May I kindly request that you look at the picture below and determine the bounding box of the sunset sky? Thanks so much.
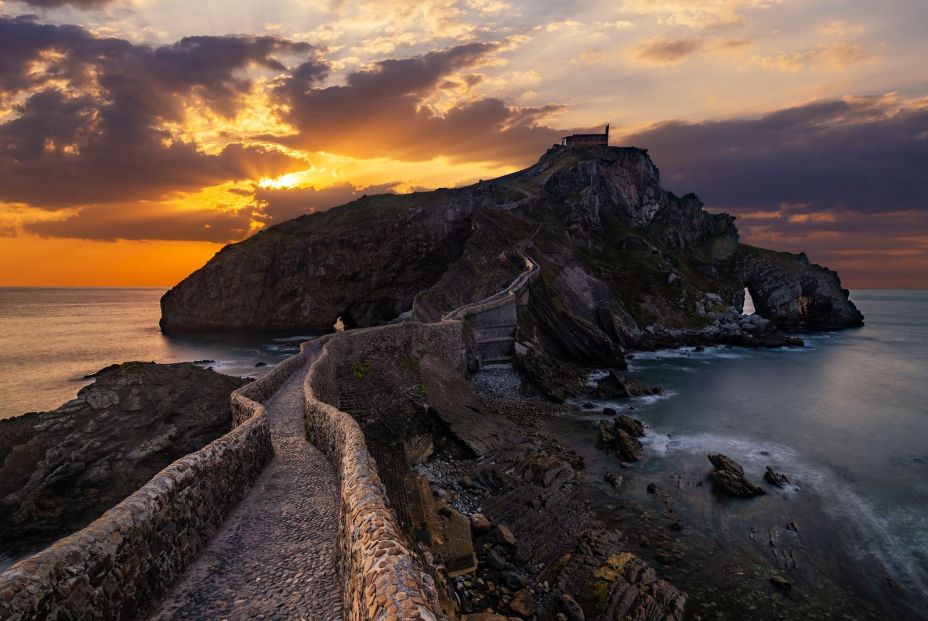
[0,0,926,288]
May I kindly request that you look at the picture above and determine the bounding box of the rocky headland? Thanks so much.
[161,145,862,400]
[0,362,247,557]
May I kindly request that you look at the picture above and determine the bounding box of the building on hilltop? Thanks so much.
[562,124,609,147]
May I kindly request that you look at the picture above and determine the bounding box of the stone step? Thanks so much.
[480,356,513,364]
[476,336,516,344]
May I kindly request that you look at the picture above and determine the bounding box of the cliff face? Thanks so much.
[161,145,862,393]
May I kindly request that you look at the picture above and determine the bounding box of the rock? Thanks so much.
[646,482,659,494]
[770,575,792,592]
[707,454,766,497]
[597,420,617,448]
[764,466,791,488]
[614,414,645,438]
[0,362,247,554]
[470,513,491,534]
[655,549,676,564]
[254,361,267,367]
[558,593,585,621]
[496,524,517,547]
[596,370,663,399]
[602,407,618,417]
[604,472,623,489]
[436,505,478,577]
[503,571,529,589]
[509,589,535,617]
[486,548,508,570]
[616,429,644,462]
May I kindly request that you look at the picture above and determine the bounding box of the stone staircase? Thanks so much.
[442,250,538,367]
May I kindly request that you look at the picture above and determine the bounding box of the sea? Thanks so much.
[0,287,318,420]
[0,287,926,617]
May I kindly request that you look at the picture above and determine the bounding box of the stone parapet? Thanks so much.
[302,327,453,621]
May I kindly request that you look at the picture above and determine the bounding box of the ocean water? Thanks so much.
[551,290,928,619]
[0,288,318,420]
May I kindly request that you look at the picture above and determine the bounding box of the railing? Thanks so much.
[441,251,539,322]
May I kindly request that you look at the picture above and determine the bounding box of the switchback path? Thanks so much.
[151,361,342,621]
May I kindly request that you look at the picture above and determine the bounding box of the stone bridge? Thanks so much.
[0,253,540,620]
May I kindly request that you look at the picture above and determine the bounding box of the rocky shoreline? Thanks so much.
[0,362,247,559]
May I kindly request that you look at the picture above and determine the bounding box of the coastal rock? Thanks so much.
[707,454,766,497]
[509,589,535,617]
[0,362,247,555]
[764,466,791,488]
[615,414,645,438]
[596,369,663,399]
[616,429,644,462]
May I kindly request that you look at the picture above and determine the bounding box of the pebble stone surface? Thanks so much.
[151,364,342,621]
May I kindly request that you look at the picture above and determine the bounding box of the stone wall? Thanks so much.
[0,354,307,620]
[301,323,466,621]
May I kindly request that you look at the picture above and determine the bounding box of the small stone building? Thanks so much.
[562,124,609,146]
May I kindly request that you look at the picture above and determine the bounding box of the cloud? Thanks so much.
[13,0,116,7]
[636,37,703,62]
[256,182,400,222]
[622,95,928,284]
[0,16,313,207]
[274,42,569,163]
[756,41,869,72]
[25,201,256,242]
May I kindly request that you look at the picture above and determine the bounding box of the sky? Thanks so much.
[0,0,926,288]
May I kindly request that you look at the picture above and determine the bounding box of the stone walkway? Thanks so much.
[151,362,342,621]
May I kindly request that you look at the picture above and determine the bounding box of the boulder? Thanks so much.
[596,370,663,399]
[616,429,644,462]
[509,589,535,617]
[707,454,766,497]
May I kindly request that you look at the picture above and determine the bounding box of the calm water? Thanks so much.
[0,288,318,420]
[549,290,928,619]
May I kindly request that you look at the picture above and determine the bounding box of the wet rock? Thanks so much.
[602,407,618,417]
[616,429,644,462]
[764,466,790,488]
[646,482,659,494]
[614,414,645,438]
[254,361,267,367]
[604,472,623,489]
[596,369,663,399]
[598,420,617,448]
[707,454,766,497]
[509,589,534,617]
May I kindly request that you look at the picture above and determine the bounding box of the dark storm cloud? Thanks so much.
[624,97,928,215]
[275,43,567,163]
[26,201,255,242]
[0,16,314,207]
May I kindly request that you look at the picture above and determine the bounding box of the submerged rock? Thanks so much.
[707,454,766,497]
[764,466,791,488]
[0,362,247,555]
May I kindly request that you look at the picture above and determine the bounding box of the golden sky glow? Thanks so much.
[0,0,926,288]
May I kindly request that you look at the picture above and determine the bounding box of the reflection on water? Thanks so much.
[0,288,321,419]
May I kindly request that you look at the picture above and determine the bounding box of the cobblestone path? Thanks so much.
[151,361,342,621]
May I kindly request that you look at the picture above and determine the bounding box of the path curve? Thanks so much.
[151,362,342,621]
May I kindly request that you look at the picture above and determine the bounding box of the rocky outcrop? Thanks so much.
[595,370,663,399]
[707,454,766,497]
[0,362,247,554]
[737,246,864,329]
